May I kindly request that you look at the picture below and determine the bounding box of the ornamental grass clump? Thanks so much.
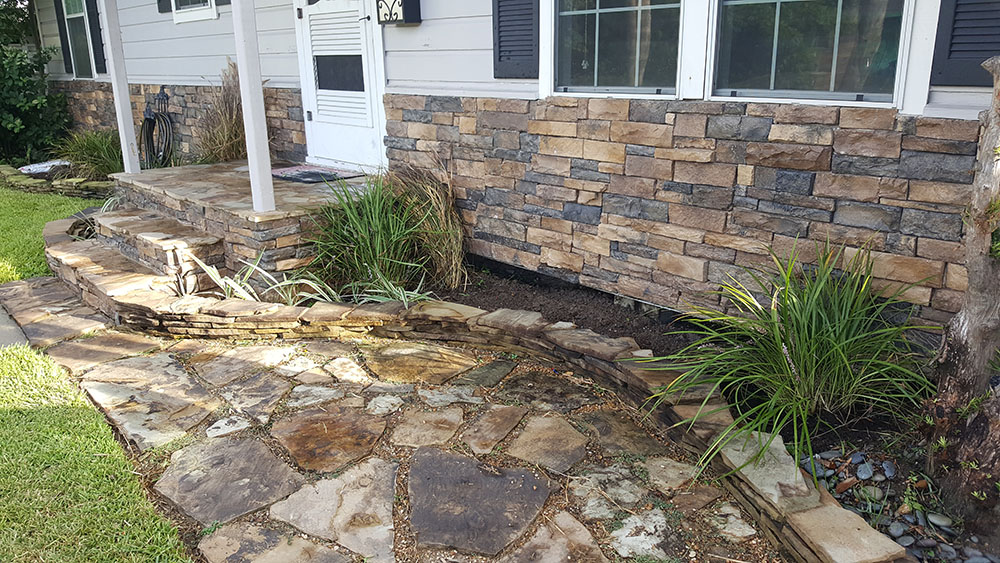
[642,243,934,468]
[53,129,124,180]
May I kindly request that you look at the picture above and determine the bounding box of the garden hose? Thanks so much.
[139,86,173,169]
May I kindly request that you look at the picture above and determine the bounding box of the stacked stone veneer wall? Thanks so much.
[384,94,980,324]
[50,80,307,161]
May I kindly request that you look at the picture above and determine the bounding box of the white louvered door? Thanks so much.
[295,0,386,170]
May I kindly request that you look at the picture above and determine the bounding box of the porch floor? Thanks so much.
[111,161,366,223]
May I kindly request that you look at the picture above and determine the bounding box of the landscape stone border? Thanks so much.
[0,164,114,199]
[32,215,906,563]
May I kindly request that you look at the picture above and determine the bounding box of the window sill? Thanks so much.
[173,4,218,23]
[707,93,895,109]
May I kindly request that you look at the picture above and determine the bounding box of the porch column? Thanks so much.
[231,0,275,213]
[98,0,140,174]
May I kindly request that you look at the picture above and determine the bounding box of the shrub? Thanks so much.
[197,60,246,163]
[53,129,124,180]
[641,243,933,467]
[0,46,68,161]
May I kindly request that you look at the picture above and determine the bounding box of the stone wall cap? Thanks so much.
[476,308,549,335]
[402,300,487,323]
[301,301,355,324]
[544,327,639,361]
[202,299,282,317]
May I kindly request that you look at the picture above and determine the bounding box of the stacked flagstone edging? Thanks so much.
[29,216,908,563]
[0,164,114,199]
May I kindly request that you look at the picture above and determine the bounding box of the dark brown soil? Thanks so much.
[436,257,698,356]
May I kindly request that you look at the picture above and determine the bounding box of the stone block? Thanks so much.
[812,173,907,203]
[900,208,963,241]
[745,143,832,171]
[946,263,968,291]
[830,154,898,177]
[624,155,673,181]
[539,136,584,158]
[706,115,772,141]
[774,104,839,125]
[579,119,611,140]
[531,154,572,176]
[610,121,674,148]
[917,238,963,262]
[833,129,902,158]
[563,203,602,225]
[907,180,973,205]
[898,151,975,184]
[768,124,833,145]
[839,107,897,130]
[673,162,736,188]
[787,504,905,563]
[478,111,530,131]
[588,98,630,120]
[528,120,577,137]
[843,248,945,286]
[653,147,714,163]
[656,251,707,281]
[674,113,707,137]
[628,99,672,123]
[584,139,627,164]
[915,117,980,142]
[541,247,585,272]
[608,174,657,198]
[834,201,901,231]
[669,203,727,233]
[901,135,978,156]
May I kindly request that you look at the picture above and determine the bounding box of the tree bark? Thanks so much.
[932,57,1000,541]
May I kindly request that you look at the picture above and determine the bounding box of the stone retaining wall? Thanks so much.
[50,80,307,162]
[384,94,980,325]
[0,164,113,199]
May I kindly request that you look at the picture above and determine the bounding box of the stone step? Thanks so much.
[94,209,224,289]
[0,277,109,348]
[46,238,177,317]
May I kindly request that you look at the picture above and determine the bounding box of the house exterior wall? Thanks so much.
[384,94,978,324]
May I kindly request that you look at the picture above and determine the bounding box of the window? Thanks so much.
[62,0,93,78]
[714,0,905,102]
[172,0,217,23]
[555,0,680,93]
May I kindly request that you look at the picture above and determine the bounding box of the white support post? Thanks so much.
[231,0,275,213]
[98,0,140,174]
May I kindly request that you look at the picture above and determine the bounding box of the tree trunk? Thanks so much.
[932,57,1000,541]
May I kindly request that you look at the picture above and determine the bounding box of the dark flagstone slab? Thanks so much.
[45,331,161,374]
[497,370,601,413]
[452,360,517,387]
[271,406,385,473]
[198,522,351,563]
[220,372,291,423]
[364,341,478,384]
[507,416,588,473]
[460,404,527,455]
[578,410,664,456]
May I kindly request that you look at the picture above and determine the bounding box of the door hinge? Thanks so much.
[296,7,302,19]
[306,110,313,121]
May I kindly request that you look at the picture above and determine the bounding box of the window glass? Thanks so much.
[175,0,210,10]
[556,0,679,92]
[715,0,904,100]
[63,0,83,16]
[66,16,92,78]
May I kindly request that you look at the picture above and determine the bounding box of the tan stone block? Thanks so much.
[673,162,736,188]
[645,234,686,254]
[946,263,968,291]
[496,99,530,113]
[565,178,608,193]
[932,288,964,313]
[915,117,980,142]
[833,129,902,158]
[843,248,944,286]
[917,238,964,263]
[528,120,578,137]
[610,121,673,148]
[389,95,426,110]
[812,173,908,202]
[535,184,578,202]
[907,180,973,206]
[408,122,437,140]
[534,101,580,122]
[656,251,707,281]
[598,162,625,174]
[746,103,779,118]
[774,104,839,124]
[597,223,647,244]
[454,159,486,178]
[588,98,630,120]
[674,114,707,137]
[527,227,573,251]
[768,124,834,145]
[582,139,626,164]
[808,222,887,250]
[674,137,716,150]
[531,154,572,176]
[578,120,611,140]
[573,232,611,256]
[539,136,584,158]
[541,248,584,272]
[607,214,706,242]
[624,156,673,181]
[737,164,754,186]
[541,217,575,234]
[870,279,933,306]
[745,143,832,171]
[839,107,897,130]
[459,116,477,134]
[652,148,714,163]
[703,233,768,254]
[664,112,676,126]
[577,191,601,205]
[669,203,727,233]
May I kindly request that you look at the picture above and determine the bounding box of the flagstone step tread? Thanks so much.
[0,277,109,347]
[94,209,224,278]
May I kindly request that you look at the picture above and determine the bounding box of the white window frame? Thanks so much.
[172,0,218,23]
[62,0,97,79]
[540,0,924,110]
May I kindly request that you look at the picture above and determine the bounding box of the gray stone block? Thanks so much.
[900,208,963,241]
[831,154,899,177]
[898,151,975,184]
[629,100,672,123]
[427,96,463,112]
[626,144,656,156]
[758,201,831,221]
[563,203,603,224]
[706,115,772,141]
[834,202,901,231]
[775,170,815,195]
[402,110,432,123]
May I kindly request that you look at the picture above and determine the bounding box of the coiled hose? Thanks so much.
[139,86,173,168]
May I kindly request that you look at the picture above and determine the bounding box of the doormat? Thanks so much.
[272,165,364,183]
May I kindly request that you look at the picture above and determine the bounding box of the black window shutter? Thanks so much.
[217,0,231,6]
[931,0,1000,87]
[52,0,74,74]
[493,0,538,79]
[157,0,171,13]
[84,0,107,74]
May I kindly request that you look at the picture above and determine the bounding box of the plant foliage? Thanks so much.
[641,243,934,468]
[0,45,68,161]
[197,60,246,163]
[53,129,124,180]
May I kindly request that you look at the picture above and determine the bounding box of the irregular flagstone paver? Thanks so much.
[644,457,699,492]
[271,406,386,472]
[670,484,724,514]
[364,341,478,384]
[305,339,355,359]
[44,331,160,374]
[417,387,483,407]
[20,309,108,348]
[391,408,464,447]
[366,394,405,415]
[198,522,351,563]
[579,410,663,456]
[453,360,517,387]
[711,503,757,542]
[192,345,296,386]
[460,404,527,454]
[0,305,26,347]
[274,356,318,377]
[367,382,414,394]
[220,372,291,423]
[500,511,608,563]
[324,356,372,384]
[569,464,647,520]
[206,416,251,438]
[721,432,819,514]
[498,371,601,413]
[787,503,906,562]
[286,384,346,409]
[81,353,220,450]
[270,458,398,563]
[296,367,334,384]
[154,437,305,526]
[408,448,552,556]
[507,416,588,472]
[610,509,671,559]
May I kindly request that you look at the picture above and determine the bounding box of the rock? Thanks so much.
[220,373,290,423]
[305,339,354,359]
[644,457,698,492]
[857,486,885,501]
[192,345,296,386]
[45,331,161,374]
[286,384,346,409]
[206,416,251,438]
[81,354,220,451]
[391,408,464,447]
[872,473,887,483]
[324,357,372,384]
[883,460,897,479]
[19,309,107,348]
[609,509,670,559]
[569,464,647,520]
[938,543,958,559]
[408,448,551,556]
[508,416,588,472]
[476,309,549,335]
[818,450,841,460]
[403,300,486,323]
[671,485,724,513]
[198,522,350,563]
[579,411,663,456]
[850,452,866,464]
[366,382,414,394]
[365,341,478,384]
[928,513,953,527]
[499,510,607,562]
[720,432,819,514]
[274,356,318,377]
[788,503,905,562]
[295,367,333,384]
[915,538,938,548]
[498,371,601,413]
[857,462,874,480]
[417,387,483,407]
[453,360,517,387]
[711,503,757,542]
[544,328,638,361]
[366,395,405,416]
[887,520,907,540]
[460,404,527,454]
[154,437,304,525]
[897,535,915,547]
[270,458,397,563]
[271,406,386,473]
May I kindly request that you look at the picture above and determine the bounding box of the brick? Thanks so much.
[540,217,575,234]
[907,180,973,205]
[588,98,630,120]
[774,104,839,125]
[656,251,708,281]
[834,201,901,231]
[455,159,486,178]
[583,139,627,164]
[745,143,832,171]
[624,156,673,181]
[539,136,584,158]
[407,122,437,140]
[812,173,907,203]
[563,203,602,225]
[478,111,530,131]
[607,174,657,198]
[768,124,834,145]
[674,137,716,150]
[669,203,727,232]
[598,223,648,244]
[870,279,933,306]
[833,129,902,158]
[915,117,980,142]
[644,235,685,254]
[839,107,896,130]
[528,120,577,137]
[535,184,578,202]
[932,288,964,313]
[458,116,477,134]
[534,101,581,121]
[602,194,668,222]
[673,162,736,188]
[843,248,945,286]
[530,154,572,176]
[946,263,968,291]
[746,103,779,118]
[610,121,674,148]
[541,248,584,272]
[652,148,714,163]
[917,238,963,262]
[573,232,611,255]
[730,209,808,237]
[607,214,705,243]
[629,100,672,123]
[674,113,707,137]
[388,95,426,110]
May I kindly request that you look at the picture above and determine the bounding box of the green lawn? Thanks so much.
[0,186,101,283]
[0,345,191,562]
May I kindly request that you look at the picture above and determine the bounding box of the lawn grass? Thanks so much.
[0,186,101,283]
[0,345,191,562]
